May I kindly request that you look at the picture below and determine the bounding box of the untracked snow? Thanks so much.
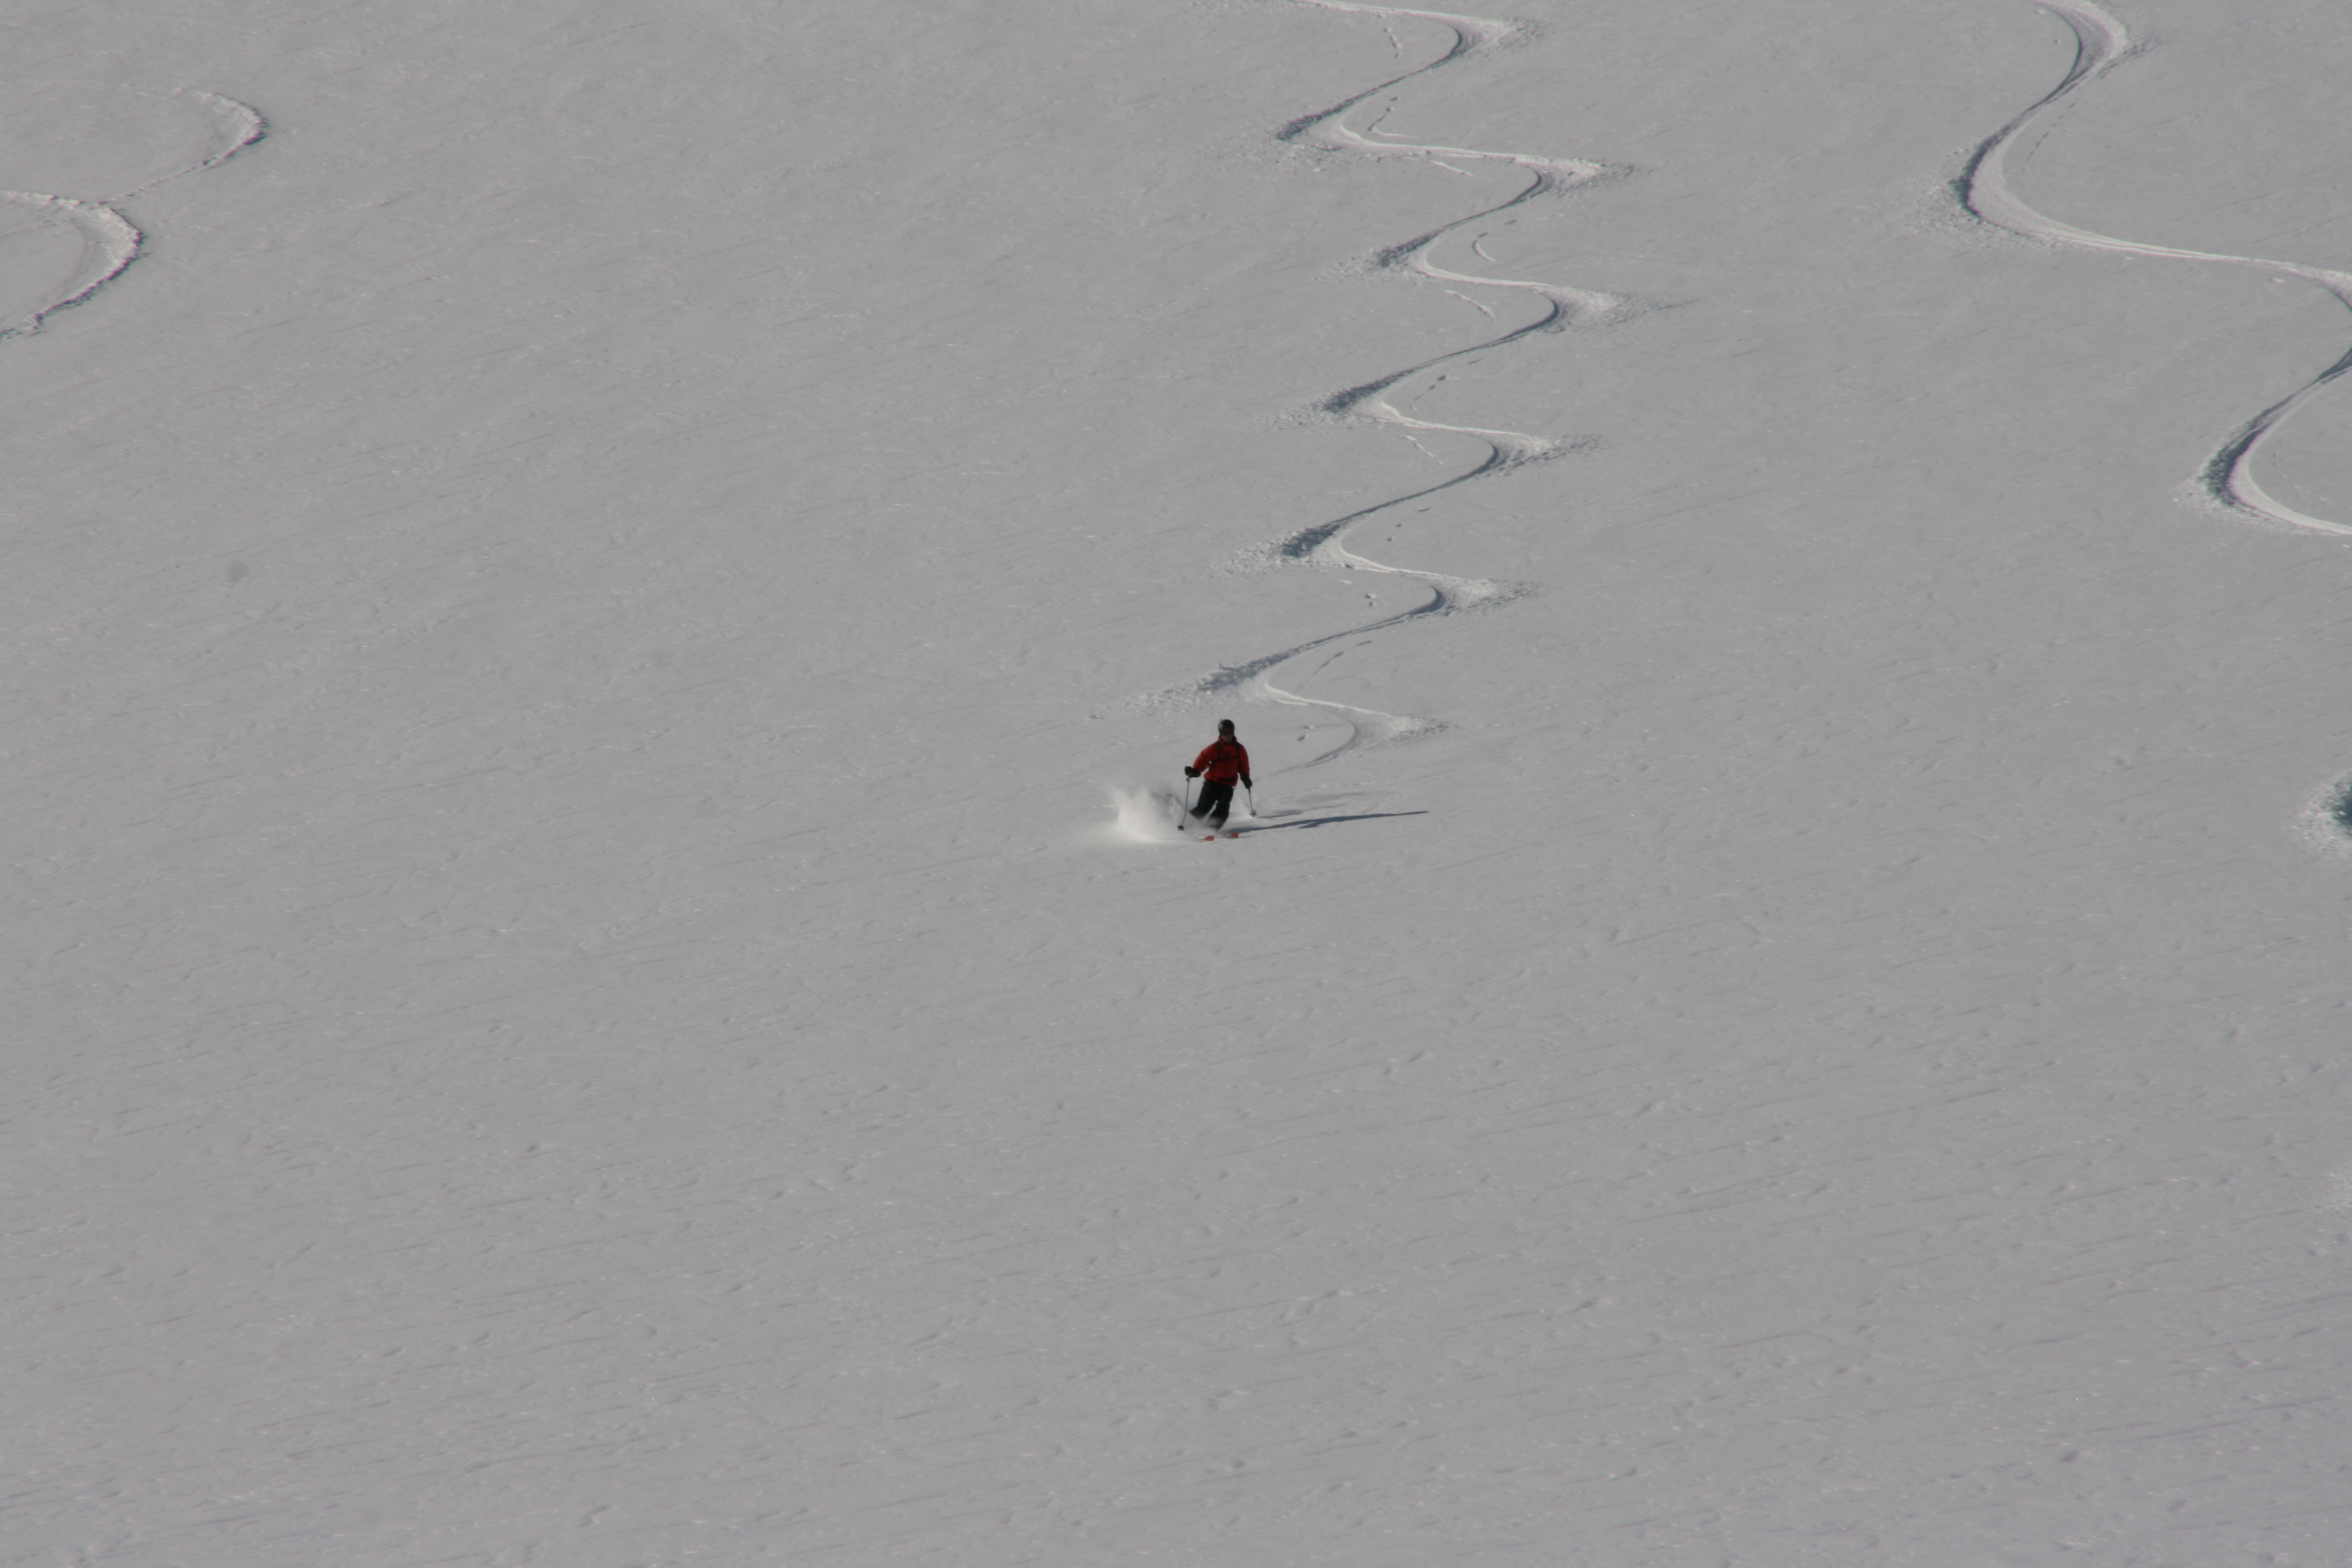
[6,0,2352,1564]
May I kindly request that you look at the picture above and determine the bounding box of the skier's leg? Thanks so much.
[1201,781,1232,827]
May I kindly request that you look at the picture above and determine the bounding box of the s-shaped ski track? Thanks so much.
[1964,0,2352,537]
[1967,1,2352,851]
[0,85,264,340]
[1145,0,1625,765]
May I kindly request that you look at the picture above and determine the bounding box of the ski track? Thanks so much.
[1147,0,1626,765]
[1963,0,2352,851]
[0,86,264,339]
[1962,0,2352,537]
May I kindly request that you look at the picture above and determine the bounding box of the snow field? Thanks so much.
[5,0,2352,1564]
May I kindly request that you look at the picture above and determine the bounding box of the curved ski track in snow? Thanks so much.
[0,87,264,339]
[1151,0,1623,761]
[1964,0,2352,537]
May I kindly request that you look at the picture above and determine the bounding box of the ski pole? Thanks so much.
[1244,783,1256,817]
[1178,774,1194,828]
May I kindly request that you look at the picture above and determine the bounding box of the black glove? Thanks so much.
[1183,766,1199,779]
[1242,777,1253,789]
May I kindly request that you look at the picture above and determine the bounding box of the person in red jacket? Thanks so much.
[1184,719,1252,830]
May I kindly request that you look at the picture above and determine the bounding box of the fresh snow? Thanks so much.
[7,0,2352,1563]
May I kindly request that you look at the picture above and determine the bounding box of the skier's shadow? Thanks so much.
[1227,809,1427,835]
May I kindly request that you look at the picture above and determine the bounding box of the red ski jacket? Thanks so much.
[1192,737,1250,784]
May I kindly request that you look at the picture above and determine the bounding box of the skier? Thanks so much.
[1184,719,1253,831]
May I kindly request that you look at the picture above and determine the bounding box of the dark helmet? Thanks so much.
[1218,719,1236,736]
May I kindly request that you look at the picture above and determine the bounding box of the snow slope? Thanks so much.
[6,0,2352,1563]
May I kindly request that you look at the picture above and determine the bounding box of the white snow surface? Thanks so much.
[8,0,2352,1562]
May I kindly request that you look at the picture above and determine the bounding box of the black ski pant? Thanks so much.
[1191,779,1235,825]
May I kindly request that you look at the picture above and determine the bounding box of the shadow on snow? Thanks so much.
[1225,809,1429,835]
